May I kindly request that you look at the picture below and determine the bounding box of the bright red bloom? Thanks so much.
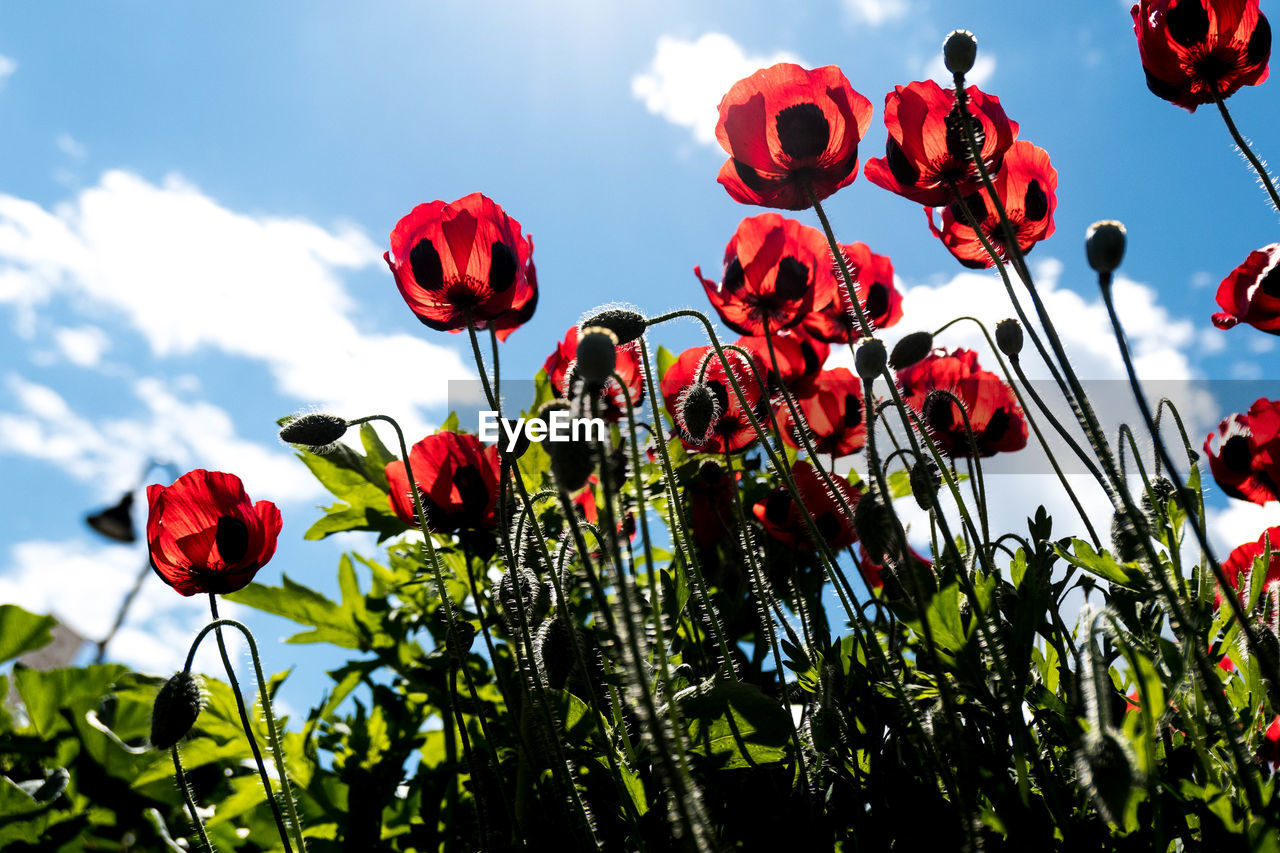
[1205,398,1280,504]
[386,193,537,340]
[1212,243,1280,336]
[734,333,829,392]
[660,345,767,454]
[800,242,903,344]
[1216,525,1280,608]
[1262,715,1280,768]
[543,326,645,422]
[864,80,1019,207]
[856,544,932,590]
[386,431,501,533]
[752,461,859,550]
[146,470,281,597]
[696,215,831,335]
[715,63,873,210]
[896,348,1028,458]
[780,368,866,457]
[926,140,1058,270]
[686,461,736,547]
[1131,0,1271,111]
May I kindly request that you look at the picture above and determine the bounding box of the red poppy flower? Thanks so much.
[799,242,903,344]
[1212,243,1280,336]
[660,345,767,454]
[146,470,282,597]
[856,544,932,590]
[779,368,866,457]
[1205,398,1280,504]
[1262,715,1280,768]
[543,326,645,422]
[386,431,501,533]
[715,63,873,210]
[734,333,829,393]
[696,215,832,335]
[1131,0,1271,111]
[896,348,1028,458]
[926,140,1058,270]
[864,80,1019,207]
[386,193,537,339]
[1215,524,1280,608]
[752,461,859,550]
[686,461,736,547]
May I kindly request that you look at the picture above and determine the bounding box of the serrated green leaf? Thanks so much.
[674,679,791,769]
[0,605,56,665]
[225,575,361,649]
[1054,538,1134,587]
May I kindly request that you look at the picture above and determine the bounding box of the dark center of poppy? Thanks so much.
[215,516,249,565]
[844,394,863,427]
[1194,49,1234,84]
[764,489,792,526]
[453,465,490,520]
[982,408,1011,446]
[1221,434,1253,472]
[409,238,445,292]
[1258,260,1280,297]
[952,192,988,224]
[800,340,821,375]
[885,138,920,187]
[444,283,480,309]
[488,241,518,293]
[723,257,746,293]
[1247,16,1272,66]
[925,396,957,433]
[866,282,890,322]
[1023,180,1049,222]
[775,103,830,162]
[1167,0,1210,49]
[773,257,810,302]
[815,513,840,542]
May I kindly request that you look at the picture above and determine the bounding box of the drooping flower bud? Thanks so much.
[151,672,205,750]
[445,619,476,661]
[279,413,349,448]
[889,332,933,371]
[539,400,597,491]
[943,30,978,77]
[678,383,720,444]
[1140,476,1178,520]
[994,318,1023,358]
[1086,220,1127,274]
[580,306,648,345]
[853,495,897,564]
[1075,729,1135,823]
[1110,510,1146,562]
[575,326,618,383]
[855,338,887,381]
[498,566,549,632]
[909,458,941,511]
[535,618,576,690]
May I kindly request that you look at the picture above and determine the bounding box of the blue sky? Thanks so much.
[1,1,1278,709]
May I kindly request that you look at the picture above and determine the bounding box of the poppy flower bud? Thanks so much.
[581,306,648,345]
[1254,623,1280,682]
[279,413,349,448]
[679,383,720,444]
[499,566,549,631]
[1110,510,1146,563]
[445,619,476,661]
[910,458,941,511]
[539,401,597,492]
[1075,730,1135,823]
[853,495,897,564]
[889,331,934,370]
[943,30,978,77]
[535,618,576,690]
[575,326,618,383]
[1086,220,1127,274]
[994,318,1023,357]
[498,419,532,461]
[1140,476,1177,519]
[855,338,887,381]
[151,672,205,750]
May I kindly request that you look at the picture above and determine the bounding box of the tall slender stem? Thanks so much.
[172,745,214,852]
[1213,91,1280,214]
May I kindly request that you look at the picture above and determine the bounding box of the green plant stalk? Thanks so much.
[171,745,214,852]
[1212,90,1280,214]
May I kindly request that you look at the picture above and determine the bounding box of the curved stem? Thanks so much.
[1213,91,1280,214]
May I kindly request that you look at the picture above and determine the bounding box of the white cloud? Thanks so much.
[0,55,15,84]
[52,325,110,367]
[1209,500,1280,554]
[0,538,243,675]
[0,170,472,425]
[0,372,318,502]
[55,133,87,162]
[631,33,803,147]
[843,0,910,26]
[923,52,997,88]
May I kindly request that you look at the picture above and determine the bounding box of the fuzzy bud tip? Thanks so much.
[1086,220,1127,274]
[279,413,349,448]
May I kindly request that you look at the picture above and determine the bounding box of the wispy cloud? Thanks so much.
[922,51,997,88]
[0,55,16,85]
[842,0,910,26]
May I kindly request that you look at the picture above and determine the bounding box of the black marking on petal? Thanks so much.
[815,513,840,542]
[1144,68,1186,102]
[866,282,890,322]
[409,239,445,292]
[982,409,1011,446]
[454,465,490,521]
[733,159,770,192]
[723,257,746,293]
[488,241,518,293]
[845,394,863,427]
[215,516,249,565]
[773,257,810,302]
[1248,15,1272,66]
[1259,259,1280,297]
[775,103,831,161]
[800,340,821,375]
[1024,179,1050,222]
[886,138,920,187]
[1222,434,1253,472]
[1167,0,1210,48]
[764,489,792,525]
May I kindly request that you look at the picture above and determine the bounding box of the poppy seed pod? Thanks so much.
[994,318,1024,357]
[1075,730,1135,824]
[151,672,205,750]
[1086,220,1127,274]
[575,326,618,383]
[855,338,887,380]
[279,413,349,448]
[910,458,941,511]
[580,307,648,345]
[889,331,934,370]
[679,383,720,444]
[943,29,978,76]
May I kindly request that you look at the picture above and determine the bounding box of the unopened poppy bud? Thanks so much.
[855,339,887,380]
[151,672,205,750]
[889,331,933,370]
[581,306,648,345]
[535,618,576,690]
[1086,220,1127,274]
[499,566,548,630]
[445,619,476,660]
[279,413,348,448]
[576,326,618,383]
[679,383,720,443]
[540,401,596,491]
[1076,730,1135,823]
[1140,476,1177,519]
[853,495,896,564]
[1253,623,1280,680]
[498,419,532,460]
[994,318,1023,357]
[910,458,941,510]
[944,30,978,77]
[1110,510,1146,562]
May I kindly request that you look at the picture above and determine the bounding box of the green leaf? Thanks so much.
[1053,538,1135,587]
[304,504,405,541]
[674,679,791,769]
[0,777,47,845]
[225,575,361,649]
[0,605,55,664]
[656,345,677,382]
[13,663,126,737]
[923,583,966,654]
